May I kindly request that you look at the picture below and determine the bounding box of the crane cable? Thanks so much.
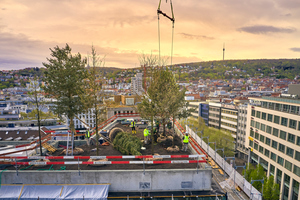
[157,0,175,67]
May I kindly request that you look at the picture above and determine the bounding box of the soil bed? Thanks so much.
[6,124,202,171]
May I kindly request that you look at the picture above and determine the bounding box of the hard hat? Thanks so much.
[185,132,189,135]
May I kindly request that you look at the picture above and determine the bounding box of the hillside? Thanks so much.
[171,59,300,80]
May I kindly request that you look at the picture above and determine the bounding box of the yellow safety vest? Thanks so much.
[144,129,149,136]
[183,135,189,143]
[131,121,135,127]
[85,131,90,138]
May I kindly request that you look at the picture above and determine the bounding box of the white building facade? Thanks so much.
[246,96,300,200]
[131,73,143,95]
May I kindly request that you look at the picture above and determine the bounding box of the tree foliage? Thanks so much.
[43,44,87,155]
[113,132,143,155]
[81,45,106,156]
[184,117,235,156]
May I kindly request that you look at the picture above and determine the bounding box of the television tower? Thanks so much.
[223,43,225,61]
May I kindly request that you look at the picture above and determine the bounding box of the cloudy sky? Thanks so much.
[1,0,300,70]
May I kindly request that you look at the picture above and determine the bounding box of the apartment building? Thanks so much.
[131,73,143,95]
[187,102,209,126]
[246,96,300,200]
[236,104,248,160]
[208,102,238,138]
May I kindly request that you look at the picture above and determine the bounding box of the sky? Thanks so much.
[1,0,300,70]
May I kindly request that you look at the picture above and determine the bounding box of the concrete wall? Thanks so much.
[2,169,212,192]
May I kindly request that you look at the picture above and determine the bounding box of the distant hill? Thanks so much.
[170,59,300,80]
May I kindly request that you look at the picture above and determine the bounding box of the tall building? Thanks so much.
[131,73,143,95]
[246,95,300,200]
[208,102,238,138]
[236,103,248,160]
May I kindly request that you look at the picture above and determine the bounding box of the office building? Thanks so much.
[246,95,300,200]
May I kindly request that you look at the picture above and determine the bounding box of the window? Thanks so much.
[266,137,271,145]
[279,143,285,153]
[272,140,278,149]
[281,117,288,126]
[270,164,275,176]
[259,146,264,153]
[262,112,266,120]
[273,128,278,137]
[259,135,265,143]
[254,143,258,150]
[251,120,254,127]
[299,121,300,131]
[251,110,255,117]
[274,115,280,124]
[255,132,259,139]
[255,122,260,129]
[266,126,272,134]
[285,160,292,171]
[296,151,300,162]
[277,169,282,185]
[249,140,253,147]
[267,114,273,122]
[250,130,254,137]
[280,131,287,140]
[277,156,284,166]
[260,124,266,131]
[264,149,270,157]
[287,147,294,158]
[289,119,297,129]
[271,152,277,161]
[297,136,300,146]
[288,133,295,144]
[256,111,261,118]
[294,165,300,177]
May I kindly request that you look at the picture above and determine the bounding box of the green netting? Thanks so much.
[113,132,143,155]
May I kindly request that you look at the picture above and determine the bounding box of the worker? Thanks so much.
[144,127,150,144]
[85,130,90,139]
[182,132,189,152]
[130,120,136,134]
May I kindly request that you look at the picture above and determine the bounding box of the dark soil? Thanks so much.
[5,124,199,171]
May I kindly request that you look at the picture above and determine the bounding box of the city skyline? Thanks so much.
[1,0,300,70]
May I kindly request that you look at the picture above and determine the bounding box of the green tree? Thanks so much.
[263,175,280,200]
[43,44,87,155]
[82,45,106,156]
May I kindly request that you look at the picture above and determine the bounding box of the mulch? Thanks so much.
[5,124,200,171]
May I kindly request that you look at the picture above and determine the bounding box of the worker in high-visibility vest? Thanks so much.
[85,130,90,139]
[182,132,189,152]
[144,127,150,144]
[130,120,136,134]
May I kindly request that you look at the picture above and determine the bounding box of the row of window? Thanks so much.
[222,110,237,115]
[251,110,300,130]
[250,142,300,178]
[221,122,237,129]
[221,116,237,122]
[261,101,300,115]
[250,122,300,145]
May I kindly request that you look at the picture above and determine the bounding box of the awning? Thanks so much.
[59,185,110,200]
[0,184,109,200]
[20,185,62,200]
[0,185,23,200]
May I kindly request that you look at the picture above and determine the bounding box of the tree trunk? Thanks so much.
[69,118,75,156]
[151,116,154,155]
[162,118,166,136]
[36,95,43,156]
[95,108,99,156]
[172,115,175,148]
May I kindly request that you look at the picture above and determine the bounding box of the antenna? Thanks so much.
[223,43,225,61]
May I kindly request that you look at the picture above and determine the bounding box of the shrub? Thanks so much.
[113,132,143,155]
